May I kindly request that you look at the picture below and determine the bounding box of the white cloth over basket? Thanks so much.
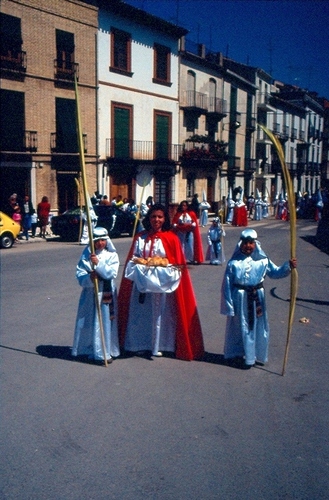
[125,261,181,293]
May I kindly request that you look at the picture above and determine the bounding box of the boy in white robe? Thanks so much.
[72,227,120,363]
[221,229,297,368]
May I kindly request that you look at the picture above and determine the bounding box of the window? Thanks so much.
[154,111,171,159]
[0,13,22,57]
[153,43,171,85]
[55,98,78,153]
[112,103,133,158]
[155,179,168,205]
[0,13,26,73]
[0,89,24,151]
[186,175,195,198]
[56,30,74,70]
[110,28,132,75]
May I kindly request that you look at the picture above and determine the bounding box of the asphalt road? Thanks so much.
[1,218,328,499]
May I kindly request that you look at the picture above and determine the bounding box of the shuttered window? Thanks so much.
[113,106,131,158]
[56,98,78,153]
[155,112,170,159]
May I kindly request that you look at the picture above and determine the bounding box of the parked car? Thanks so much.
[0,211,21,248]
[51,205,140,241]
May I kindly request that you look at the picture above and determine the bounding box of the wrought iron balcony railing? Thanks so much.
[291,128,298,141]
[51,132,86,153]
[180,141,228,165]
[299,130,306,141]
[207,97,227,115]
[106,139,181,162]
[25,131,38,152]
[283,125,290,138]
[54,59,79,81]
[306,162,321,175]
[0,50,27,73]
[180,90,208,112]
[0,130,37,153]
[273,122,281,134]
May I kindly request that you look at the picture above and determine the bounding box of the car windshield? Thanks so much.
[63,208,84,215]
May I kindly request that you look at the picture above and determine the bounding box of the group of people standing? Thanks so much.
[6,193,51,240]
[72,202,296,370]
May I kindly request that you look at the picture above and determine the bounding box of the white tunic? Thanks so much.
[173,212,195,262]
[124,234,179,355]
[72,243,120,360]
[221,242,290,365]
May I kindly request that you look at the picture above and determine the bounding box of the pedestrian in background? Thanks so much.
[37,196,51,238]
[206,217,225,265]
[189,193,200,219]
[172,200,204,264]
[199,194,211,227]
[30,211,38,237]
[221,228,297,368]
[20,195,35,240]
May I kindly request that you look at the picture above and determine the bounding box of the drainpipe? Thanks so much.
[95,31,101,196]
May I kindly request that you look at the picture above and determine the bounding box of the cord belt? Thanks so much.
[234,283,264,330]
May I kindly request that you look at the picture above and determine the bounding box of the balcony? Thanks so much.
[106,139,181,162]
[291,128,297,141]
[272,122,280,134]
[180,136,228,167]
[257,92,275,110]
[180,90,208,114]
[54,59,79,83]
[306,162,321,176]
[0,50,27,78]
[0,130,37,153]
[207,97,227,119]
[279,125,290,141]
[51,132,86,154]
[25,131,38,152]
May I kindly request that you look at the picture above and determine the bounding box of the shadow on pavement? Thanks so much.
[36,344,74,360]
[301,235,329,255]
[202,352,250,370]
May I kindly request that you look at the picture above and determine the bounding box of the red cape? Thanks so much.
[232,205,248,226]
[172,210,204,263]
[118,230,204,361]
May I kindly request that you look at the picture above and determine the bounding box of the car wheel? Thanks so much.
[0,233,14,249]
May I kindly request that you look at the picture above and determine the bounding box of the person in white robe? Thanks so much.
[262,193,270,218]
[226,192,235,224]
[119,204,204,360]
[199,191,211,227]
[206,217,226,265]
[221,229,297,367]
[72,227,120,363]
[253,192,263,221]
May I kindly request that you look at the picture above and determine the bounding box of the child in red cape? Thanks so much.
[118,203,204,361]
